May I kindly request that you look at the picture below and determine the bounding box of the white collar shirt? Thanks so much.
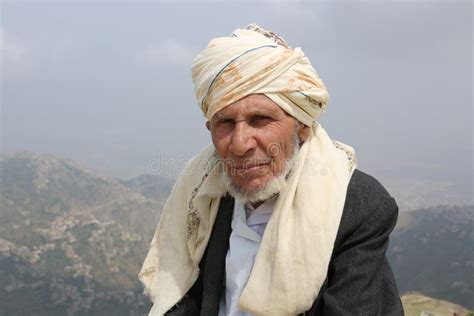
[218,197,276,316]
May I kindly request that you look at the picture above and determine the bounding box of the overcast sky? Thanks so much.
[1,0,472,208]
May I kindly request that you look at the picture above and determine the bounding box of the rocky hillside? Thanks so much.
[0,152,165,315]
[118,174,173,201]
[401,292,473,316]
[388,205,474,310]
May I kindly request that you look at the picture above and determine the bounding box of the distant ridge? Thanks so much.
[389,205,474,309]
[401,292,473,316]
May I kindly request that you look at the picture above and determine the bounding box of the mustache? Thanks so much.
[220,156,270,165]
[221,158,271,176]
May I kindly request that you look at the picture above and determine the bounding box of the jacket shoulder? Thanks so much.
[347,168,393,203]
[335,169,399,247]
[344,168,398,218]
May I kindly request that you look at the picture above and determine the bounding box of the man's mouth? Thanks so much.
[231,161,271,174]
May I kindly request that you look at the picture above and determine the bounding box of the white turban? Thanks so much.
[192,24,329,126]
[140,24,357,316]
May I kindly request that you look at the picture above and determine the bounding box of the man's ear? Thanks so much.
[206,121,211,131]
[298,123,311,142]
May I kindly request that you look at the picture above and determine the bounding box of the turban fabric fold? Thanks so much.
[192,25,329,126]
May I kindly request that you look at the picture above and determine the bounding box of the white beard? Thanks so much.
[223,129,301,205]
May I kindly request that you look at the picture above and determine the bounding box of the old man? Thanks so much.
[139,24,403,316]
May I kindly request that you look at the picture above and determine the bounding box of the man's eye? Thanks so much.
[250,115,271,125]
[216,119,234,126]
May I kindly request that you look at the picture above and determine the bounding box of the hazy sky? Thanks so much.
[1,1,472,207]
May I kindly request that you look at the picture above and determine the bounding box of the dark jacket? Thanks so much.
[165,169,404,315]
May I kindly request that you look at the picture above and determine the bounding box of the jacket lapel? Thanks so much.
[199,194,234,316]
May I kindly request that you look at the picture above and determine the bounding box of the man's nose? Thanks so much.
[229,122,256,156]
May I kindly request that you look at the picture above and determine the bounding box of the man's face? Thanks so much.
[207,94,309,195]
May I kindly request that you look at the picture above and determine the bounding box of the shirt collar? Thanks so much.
[231,195,278,242]
[244,194,278,217]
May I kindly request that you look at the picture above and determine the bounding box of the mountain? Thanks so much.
[118,174,173,201]
[401,292,473,316]
[388,205,474,310]
[0,151,163,315]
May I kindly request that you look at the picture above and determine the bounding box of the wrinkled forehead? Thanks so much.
[210,94,292,121]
